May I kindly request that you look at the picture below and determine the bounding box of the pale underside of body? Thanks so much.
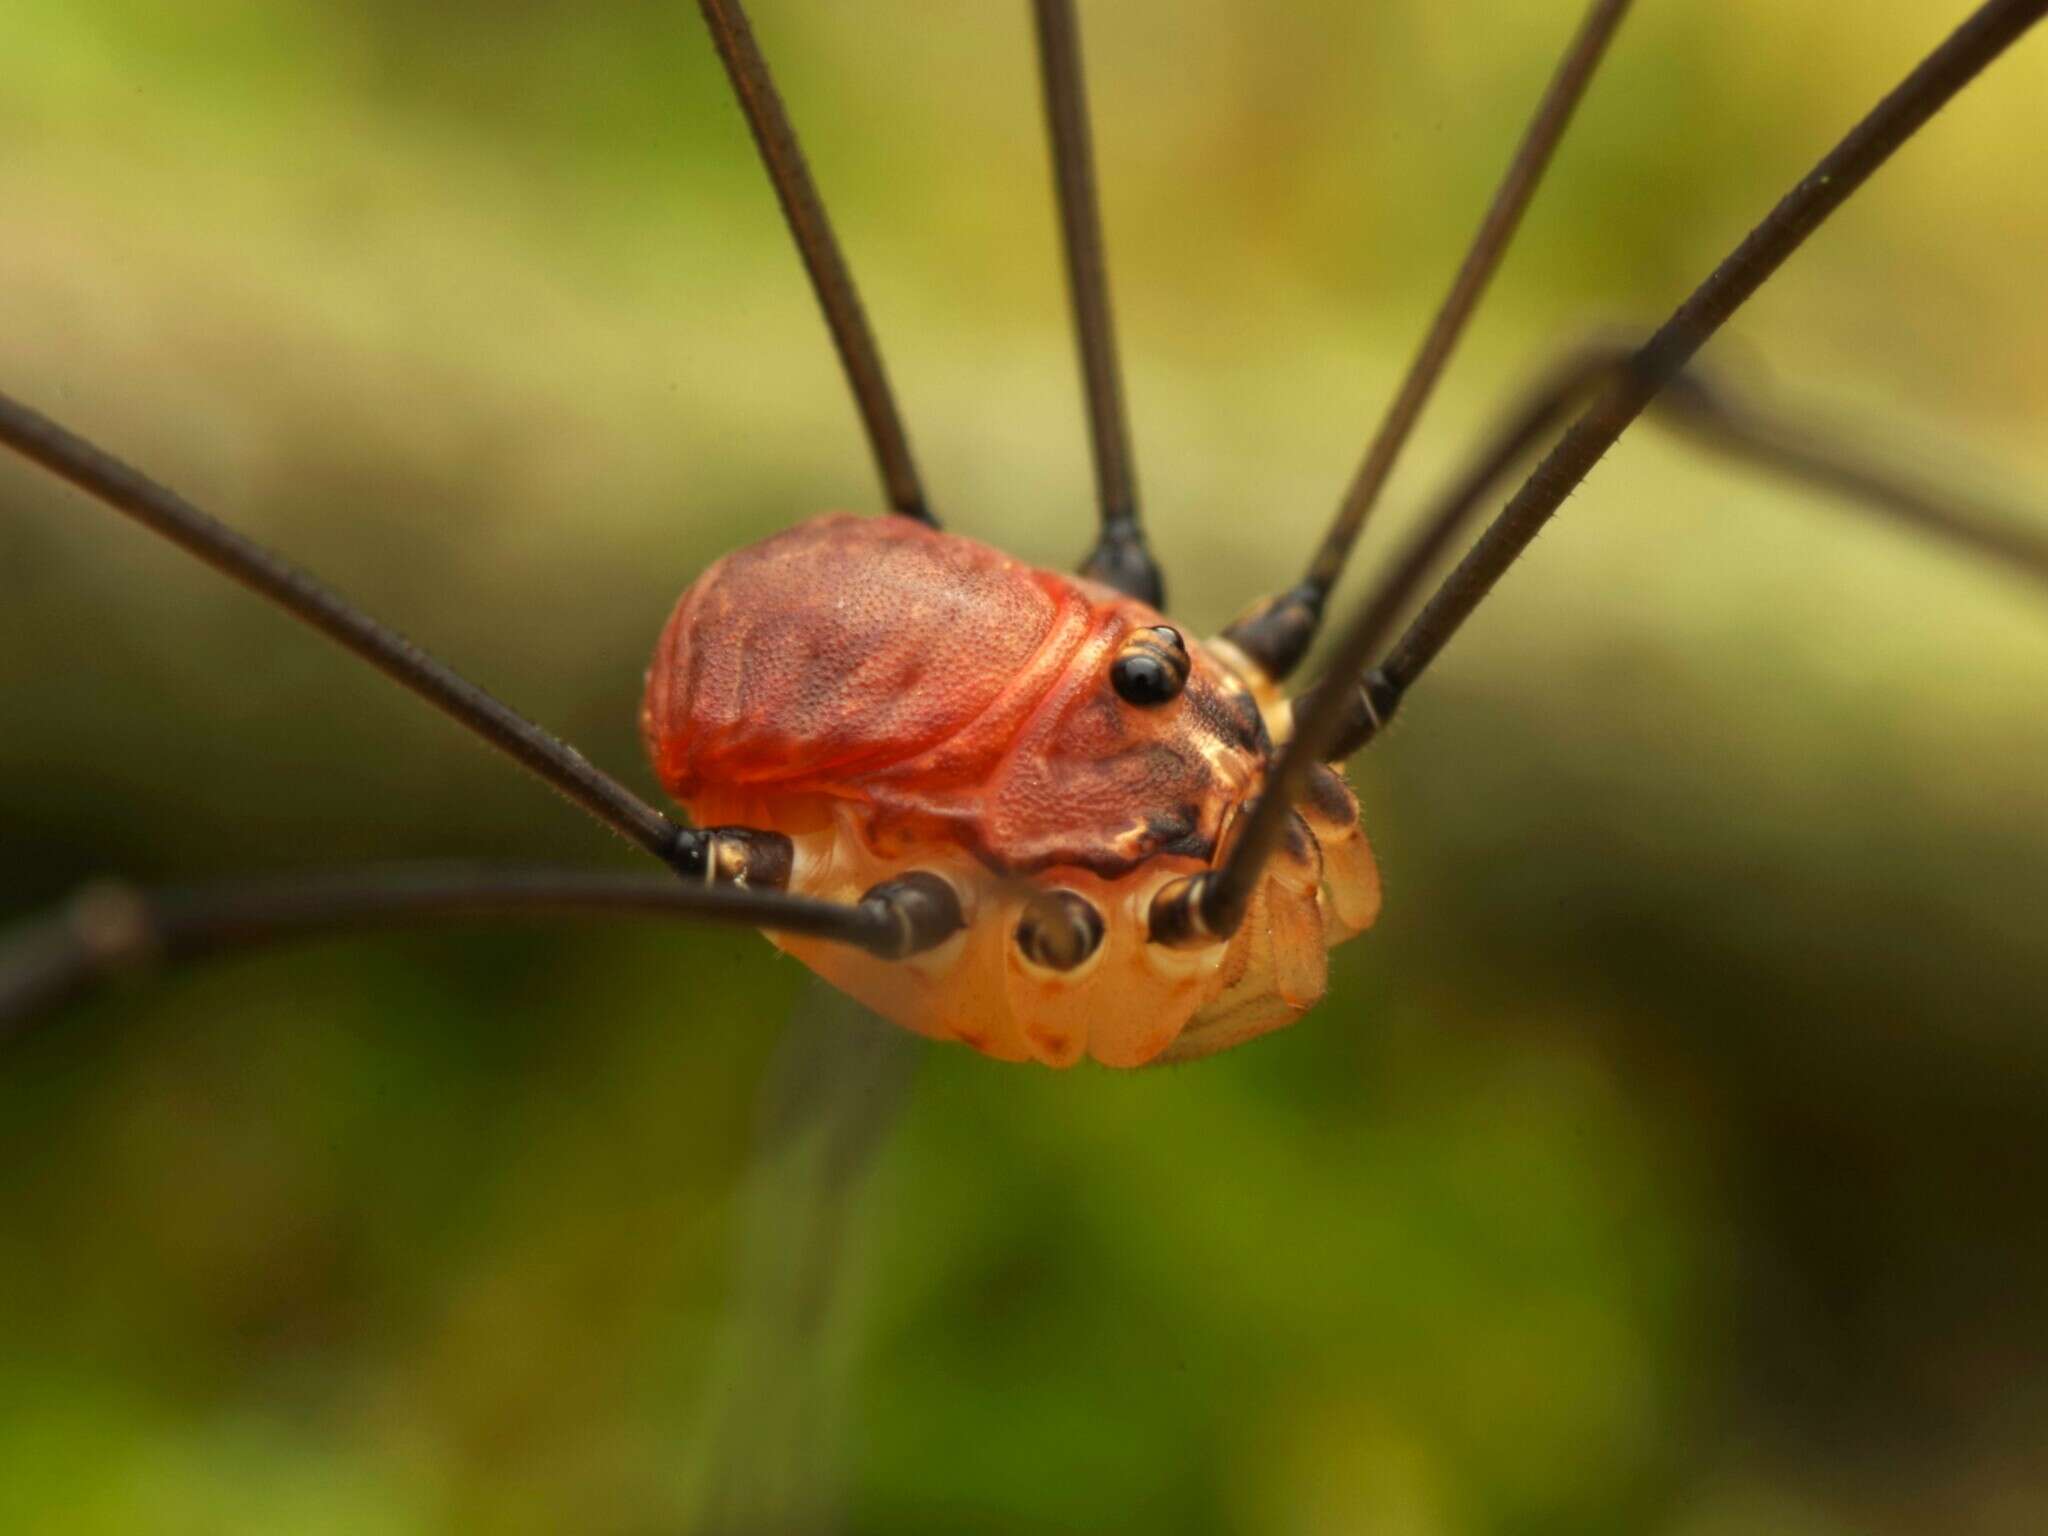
[766,786,1379,1067]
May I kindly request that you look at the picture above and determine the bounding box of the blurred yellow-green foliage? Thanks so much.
[4,2,2048,1532]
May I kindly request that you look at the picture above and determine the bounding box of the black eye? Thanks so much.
[1112,653,1176,705]
[1111,626,1190,707]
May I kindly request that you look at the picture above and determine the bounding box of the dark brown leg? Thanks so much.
[1031,0,1162,605]
[0,390,691,870]
[1219,0,1635,681]
[1311,351,2048,760]
[1154,0,2048,948]
[0,850,968,1039]
[698,0,934,525]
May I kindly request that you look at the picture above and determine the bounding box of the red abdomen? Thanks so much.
[644,511,1086,800]
[642,513,1264,873]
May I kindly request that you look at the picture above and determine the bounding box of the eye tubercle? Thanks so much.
[1111,626,1189,707]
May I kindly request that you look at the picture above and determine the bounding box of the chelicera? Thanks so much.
[4,0,2046,1068]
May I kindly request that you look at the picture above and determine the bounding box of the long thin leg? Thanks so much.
[698,0,934,526]
[1300,344,1625,754]
[1300,347,2048,758]
[1653,371,2048,595]
[1218,0,1634,681]
[1031,0,1162,606]
[1154,0,2048,948]
[1355,1,2047,751]
[0,861,969,1038]
[0,390,690,870]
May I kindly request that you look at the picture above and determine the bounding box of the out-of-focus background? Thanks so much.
[4,1,2046,1531]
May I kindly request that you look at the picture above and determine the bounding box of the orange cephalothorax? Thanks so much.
[643,512,1379,1068]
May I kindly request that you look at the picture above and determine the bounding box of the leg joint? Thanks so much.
[672,826,794,890]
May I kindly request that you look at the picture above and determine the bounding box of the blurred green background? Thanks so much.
[4,1,2047,1531]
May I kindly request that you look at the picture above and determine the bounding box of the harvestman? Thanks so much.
[4,0,2047,1065]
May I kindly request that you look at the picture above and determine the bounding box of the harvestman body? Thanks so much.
[644,512,1379,1064]
[4,0,2047,1067]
